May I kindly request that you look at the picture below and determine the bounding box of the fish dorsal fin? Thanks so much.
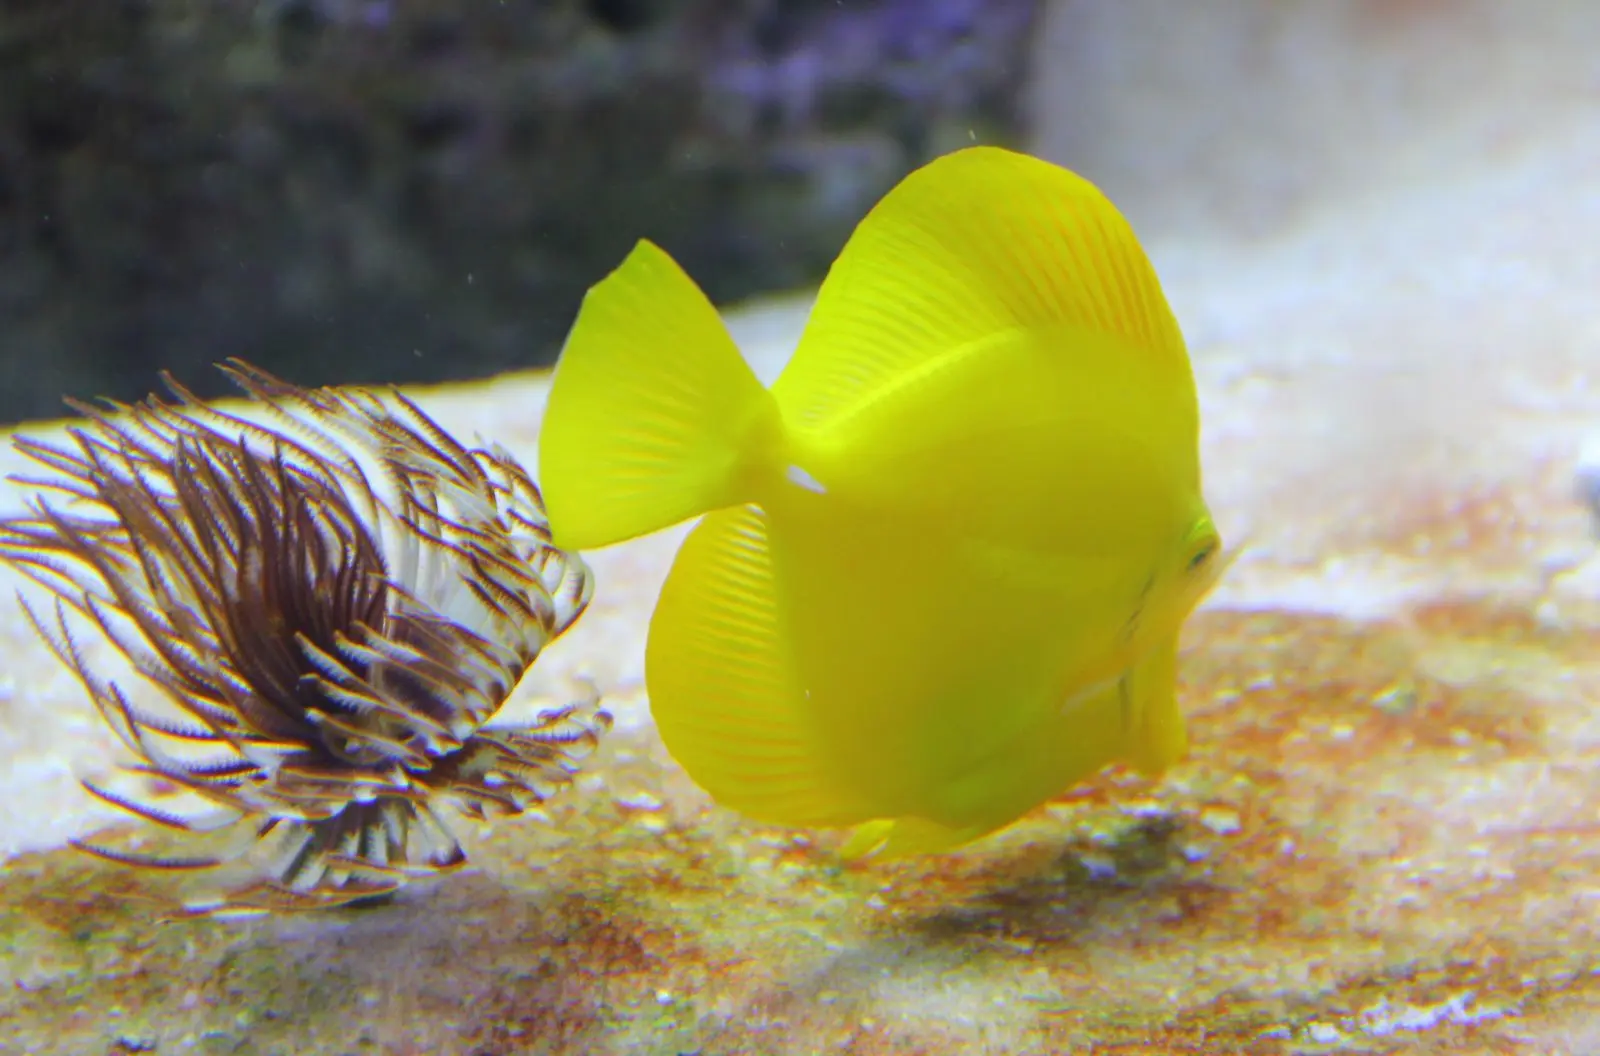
[645,505,869,827]
[771,146,1192,433]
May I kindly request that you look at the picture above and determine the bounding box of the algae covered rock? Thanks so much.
[0,0,1040,423]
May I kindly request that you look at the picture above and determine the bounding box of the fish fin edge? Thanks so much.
[647,506,867,827]
[773,146,1194,439]
[1123,635,1188,777]
[539,239,780,551]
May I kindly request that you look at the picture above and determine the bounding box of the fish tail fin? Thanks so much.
[538,239,782,551]
[1123,636,1188,776]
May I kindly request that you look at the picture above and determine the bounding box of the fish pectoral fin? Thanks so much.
[841,816,988,861]
[838,819,896,860]
[646,505,866,827]
[1122,634,1188,777]
[538,239,780,552]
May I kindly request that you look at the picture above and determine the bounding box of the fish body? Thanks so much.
[538,146,1223,856]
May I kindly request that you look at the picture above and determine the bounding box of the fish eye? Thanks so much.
[1187,537,1219,572]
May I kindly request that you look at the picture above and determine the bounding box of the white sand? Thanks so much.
[0,0,1596,863]
[1030,0,1600,617]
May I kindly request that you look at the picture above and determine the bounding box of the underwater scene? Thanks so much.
[1,2,1598,1053]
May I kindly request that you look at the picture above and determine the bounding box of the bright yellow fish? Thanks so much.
[538,145,1224,858]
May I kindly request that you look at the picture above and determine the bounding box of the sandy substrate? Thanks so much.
[2,2,1599,1053]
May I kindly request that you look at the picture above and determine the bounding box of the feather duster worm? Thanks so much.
[0,360,609,916]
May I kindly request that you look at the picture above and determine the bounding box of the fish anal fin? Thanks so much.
[646,506,865,827]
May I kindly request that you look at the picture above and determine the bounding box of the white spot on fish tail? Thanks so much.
[786,464,827,494]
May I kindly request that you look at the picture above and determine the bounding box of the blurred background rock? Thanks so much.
[0,0,1038,424]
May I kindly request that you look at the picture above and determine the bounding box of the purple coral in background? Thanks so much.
[708,0,1035,138]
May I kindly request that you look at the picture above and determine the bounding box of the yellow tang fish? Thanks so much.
[538,146,1225,858]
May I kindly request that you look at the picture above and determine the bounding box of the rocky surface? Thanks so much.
[3,2,1600,1053]
[0,0,1038,424]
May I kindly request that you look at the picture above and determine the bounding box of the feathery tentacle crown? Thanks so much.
[0,360,609,916]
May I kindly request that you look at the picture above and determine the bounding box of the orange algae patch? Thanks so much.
[2,598,1599,1054]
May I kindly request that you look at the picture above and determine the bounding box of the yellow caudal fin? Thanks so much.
[770,146,1196,455]
[646,505,869,827]
[1122,635,1188,777]
[538,239,782,552]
